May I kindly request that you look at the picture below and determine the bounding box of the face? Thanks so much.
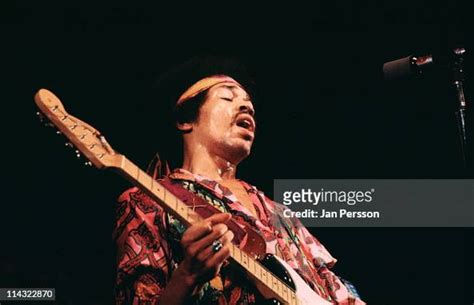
[190,82,256,164]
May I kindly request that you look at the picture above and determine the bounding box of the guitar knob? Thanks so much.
[75,150,81,158]
[65,142,73,148]
[56,130,62,135]
[84,161,92,167]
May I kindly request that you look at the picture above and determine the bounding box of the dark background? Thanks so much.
[1,2,473,305]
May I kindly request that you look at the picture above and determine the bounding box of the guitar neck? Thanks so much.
[116,156,196,226]
[115,156,298,305]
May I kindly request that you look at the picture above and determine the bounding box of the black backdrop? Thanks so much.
[1,2,473,305]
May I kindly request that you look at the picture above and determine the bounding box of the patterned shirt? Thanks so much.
[114,168,365,305]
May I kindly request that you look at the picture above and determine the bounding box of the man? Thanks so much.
[114,57,365,305]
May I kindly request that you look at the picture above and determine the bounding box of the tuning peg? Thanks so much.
[65,142,73,148]
[36,112,44,122]
[84,161,92,167]
[56,130,62,135]
[75,150,81,158]
[36,112,52,128]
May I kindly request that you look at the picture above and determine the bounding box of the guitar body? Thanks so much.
[259,254,333,305]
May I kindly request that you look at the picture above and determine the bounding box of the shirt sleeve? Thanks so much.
[114,187,173,305]
[291,216,366,304]
[291,218,338,268]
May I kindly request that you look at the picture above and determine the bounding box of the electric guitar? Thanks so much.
[34,88,333,305]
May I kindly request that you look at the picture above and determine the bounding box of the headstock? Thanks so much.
[34,89,124,169]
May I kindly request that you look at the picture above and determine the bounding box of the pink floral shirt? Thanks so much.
[114,169,365,305]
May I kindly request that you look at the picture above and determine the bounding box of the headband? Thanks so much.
[177,75,243,106]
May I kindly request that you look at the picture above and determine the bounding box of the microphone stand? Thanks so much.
[451,48,471,170]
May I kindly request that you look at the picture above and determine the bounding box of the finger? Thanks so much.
[186,224,229,258]
[181,221,212,246]
[221,230,234,244]
[205,213,232,225]
[181,213,231,246]
[204,243,232,272]
[193,223,229,251]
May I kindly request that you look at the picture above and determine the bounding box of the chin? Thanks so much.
[222,141,253,163]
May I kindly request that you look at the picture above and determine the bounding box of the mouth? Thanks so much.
[235,114,255,133]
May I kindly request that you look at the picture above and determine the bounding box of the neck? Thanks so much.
[181,144,238,181]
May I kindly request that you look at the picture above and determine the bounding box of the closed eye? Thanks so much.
[221,97,233,101]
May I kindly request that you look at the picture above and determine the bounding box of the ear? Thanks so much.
[176,121,193,132]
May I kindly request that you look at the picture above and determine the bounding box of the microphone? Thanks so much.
[383,48,471,168]
[383,48,466,80]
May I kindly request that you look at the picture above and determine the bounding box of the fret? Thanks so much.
[261,268,267,287]
[266,272,272,290]
[121,157,130,173]
[235,248,242,264]
[290,291,297,305]
[151,182,163,206]
[154,183,164,204]
[276,278,283,297]
[177,202,188,219]
[143,170,150,188]
[282,285,288,302]
[125,158,137,179]
[273,277,278,295]
[138,170,145,187]
[266,271,271,288]
[270,274,278,295]
[272,274,278,296]
[185,209,191,221]
[268,272,274,292]
[184,205,189,220]
[138,169,152,190]
[277,277,282,299]
[155,184,164,198]
[248,255,255,275]
[241,252,248,269]
[238,246,243,264]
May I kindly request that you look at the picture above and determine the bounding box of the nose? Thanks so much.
[238,103,255,117]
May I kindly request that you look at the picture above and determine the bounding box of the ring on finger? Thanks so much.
[211,239,223,253]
